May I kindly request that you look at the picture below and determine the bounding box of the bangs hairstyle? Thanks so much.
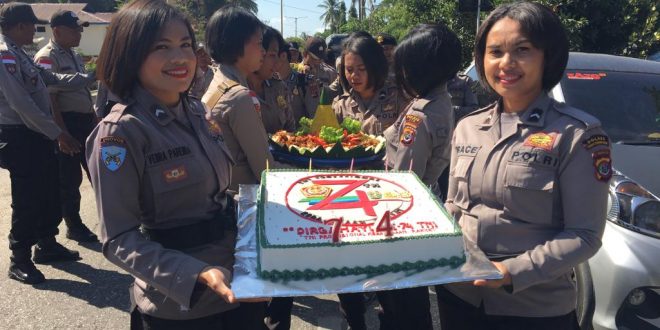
[339,34,388,92]
[475,1,569,94]
[96,0,196,100]
[262,26,282,53]
[205,6,264,65]
[394,23,461,97]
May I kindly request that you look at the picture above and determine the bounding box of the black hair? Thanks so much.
[262,26,282,53]
[205,5,264,65]
[394,23,461,97]
[474,1,569,94]
[339,34,388,93]
[97,0,196,100]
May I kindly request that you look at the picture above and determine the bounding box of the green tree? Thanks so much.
[318,0,340,32]
[338,1,348,27]
[348,2,358,20]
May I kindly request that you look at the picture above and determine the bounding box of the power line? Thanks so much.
[285,16,306,38]
[259,0,323,15]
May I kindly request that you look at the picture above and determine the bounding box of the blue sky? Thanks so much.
[256,0,351,38]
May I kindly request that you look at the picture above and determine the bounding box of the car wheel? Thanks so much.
[575,262,595,330]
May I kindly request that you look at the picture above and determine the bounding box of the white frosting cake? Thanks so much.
[257,170,465,281]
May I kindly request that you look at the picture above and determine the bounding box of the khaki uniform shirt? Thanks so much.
[283,70,308,124]
[258,79,296,134]
[384,85,454,193]
[445,94,610,317]
[0,35,94,139]
[333,85,405,135]
[34,40,93,114]
[203,64,275,191]
[86,85,236,320]
[302,62,337,117]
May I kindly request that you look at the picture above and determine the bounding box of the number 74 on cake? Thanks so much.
[256,170,466,282]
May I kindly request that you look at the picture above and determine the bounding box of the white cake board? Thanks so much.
[232,184,502,299]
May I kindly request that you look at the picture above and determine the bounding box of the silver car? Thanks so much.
[466,53,660,330]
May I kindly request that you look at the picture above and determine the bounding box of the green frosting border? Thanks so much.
[256,169,465,278]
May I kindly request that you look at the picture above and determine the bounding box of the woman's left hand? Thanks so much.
[473,261,512,289]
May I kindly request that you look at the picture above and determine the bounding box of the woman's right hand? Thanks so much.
[198,266,235,304]
[197,266,271,303]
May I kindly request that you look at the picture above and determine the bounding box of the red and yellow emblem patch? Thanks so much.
[592,150,612,182]
[523,132,557,151]
[399,114,422,146]
[249,90,261,113]
[163,165,188,183]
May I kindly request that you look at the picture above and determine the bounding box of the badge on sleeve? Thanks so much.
[582,134,609,150]
[400,126,416,146]
[592,149,612,182]
[1,52,17,74]
[249,90,261,113]
[36,57,53,70]
[100,136,127,172]
[523,132,557,151]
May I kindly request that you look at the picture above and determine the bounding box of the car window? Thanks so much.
[560,71,660,143]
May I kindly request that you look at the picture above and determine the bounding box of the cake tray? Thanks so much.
[231,184,502,298]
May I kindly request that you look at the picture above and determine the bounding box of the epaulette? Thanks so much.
[202,78,241,110]
[462,101,497,119]
[553,101,601,130]
[102,102,132,124]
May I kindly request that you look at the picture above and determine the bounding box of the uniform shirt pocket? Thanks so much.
[503,163,555,224]
[147,158,204,220]
[451,156,474,210]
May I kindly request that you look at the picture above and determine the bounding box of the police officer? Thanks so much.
[248,27,295,134]
[34,10,98,242]
[288,41,301,64]
[439,3,608,329]
[299,37,338,117]
[447,73,479,122]
[88,1,270,327]
[375,32,396,86]
[381,23,461,330]
[0,2,95,284]
[333,34,404,136]
[203,8,276,195]
[190,44,214,99]
[276,38,307,125]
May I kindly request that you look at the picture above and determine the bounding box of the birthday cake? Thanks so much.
[257,170,465,282]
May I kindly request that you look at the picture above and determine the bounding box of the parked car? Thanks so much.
[466,53,660,330]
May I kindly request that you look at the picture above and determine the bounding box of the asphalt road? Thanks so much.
[0,169,442,329]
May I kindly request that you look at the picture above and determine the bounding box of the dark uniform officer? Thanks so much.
[87,85,240,321]
[281,69,308,123]
[448,73,479,122]
[300,37,338,117]
[34,10,98,242]
[375,33,397,86]
[441,94,609,328]
[0,3,95,284]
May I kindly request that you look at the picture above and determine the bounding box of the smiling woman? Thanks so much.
[87,0,264,328]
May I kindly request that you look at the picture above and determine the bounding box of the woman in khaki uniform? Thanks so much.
[247,26,295,134]
[202,7,275,192]
[87,1,265,328]
[378,23,462,330]
[333,33,405,136]
[439,3,610,329]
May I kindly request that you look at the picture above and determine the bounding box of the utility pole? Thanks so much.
[280,0,284,35]
[286,16,306,38]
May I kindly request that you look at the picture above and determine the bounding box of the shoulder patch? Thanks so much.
[553,102,601,130]
[248,90,261,113]
[582,134,609,150]
[1,51,17,74]
[592,149,612,182]
[100,136,127,172]
[399,114,422,146]
[35,57,53,70]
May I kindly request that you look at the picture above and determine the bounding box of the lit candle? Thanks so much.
[384,156,388,173]
[408,159,413,172]
[266,159,269,172]
[350,158,354,173]
[308,158,312,172]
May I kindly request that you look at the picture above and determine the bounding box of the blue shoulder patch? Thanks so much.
[100,136,127,172]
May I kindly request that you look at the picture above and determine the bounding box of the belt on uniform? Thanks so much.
[141,196,237,251]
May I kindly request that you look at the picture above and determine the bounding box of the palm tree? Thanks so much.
[318,0,340,32]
